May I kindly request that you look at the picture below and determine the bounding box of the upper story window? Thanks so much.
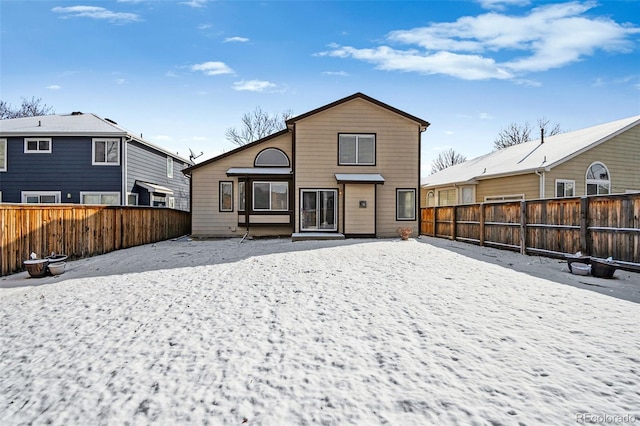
[0,139,6,172]
[586,162,610,195]
[24,138,51,153]
[255,148,289,167]
[338,134,375,165]
[93,138,120,165]
[167,156,174,178]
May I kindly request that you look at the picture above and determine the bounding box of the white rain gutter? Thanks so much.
[534,169,545,198]
[122,136,133,205]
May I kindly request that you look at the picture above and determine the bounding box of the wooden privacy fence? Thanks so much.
[420,193,640,266]
[0,204,191,276]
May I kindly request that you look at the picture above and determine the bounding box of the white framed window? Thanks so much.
[0,138,6,171]
[127,193,138,206]
[396,189,416,220]
[167,156,174,178]
[338,134,375,165]
[168,197,175,209]
[461,186,474,204]
[24,138,51,153]
[438,189,457,206]
[427,191,435,207]
[586,162,610,195]
[80,192,120,205]
[21,191,61,203]
[151,194,166,207]
[555,179,575,197]
[220,181,233,212]
[92,138,120,165]
[484,194,525,202]
[253,181,289,211]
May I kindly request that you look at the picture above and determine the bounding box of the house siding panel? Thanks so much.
[294,98,420,237]
[0,136,121,203]
[126,141,191,211]
[544,126,640,197]
[344,184,375,234]
[476,174,540,201]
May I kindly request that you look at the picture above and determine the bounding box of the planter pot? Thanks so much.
[591,259,617,279]
[570,263,591,276]
[48,262,66,276]
[23,259,50,278]
[566,255,590,273]
[46,254,68,263]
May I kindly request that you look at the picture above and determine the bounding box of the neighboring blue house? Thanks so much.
[0,112,191,211]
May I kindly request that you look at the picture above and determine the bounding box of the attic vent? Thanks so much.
[104,118,118,125]
[71,111,83,115]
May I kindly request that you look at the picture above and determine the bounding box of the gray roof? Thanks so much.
[0,113,191,163]
[422,115,640,187]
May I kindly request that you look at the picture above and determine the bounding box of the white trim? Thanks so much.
[24,137,52,153]
[21,191,61,203]
[135,181,173,195]
[80,192,121,205]
[168,197,176,209]
[0,191,2,203]
[92,138,120,165]
[0,138,6,171]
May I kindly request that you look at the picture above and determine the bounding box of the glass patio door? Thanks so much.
[300,190,337,231]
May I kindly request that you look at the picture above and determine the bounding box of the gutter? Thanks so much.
[122,136,133,205]
[534,169,545,198]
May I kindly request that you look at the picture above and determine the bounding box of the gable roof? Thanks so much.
[285,92,430,129]
[183,93,430,175]
[422,115,640,187]
[0,112,191,163]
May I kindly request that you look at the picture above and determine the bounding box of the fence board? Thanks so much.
[0,205,191,276]
[420,193,640,266]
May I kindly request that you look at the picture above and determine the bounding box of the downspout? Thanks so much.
[534,169,545,199]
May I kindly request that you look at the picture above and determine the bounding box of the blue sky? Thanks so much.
[2,0,639,174]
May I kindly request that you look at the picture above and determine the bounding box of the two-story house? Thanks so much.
[0,112,191,210]
[183,93,430,239]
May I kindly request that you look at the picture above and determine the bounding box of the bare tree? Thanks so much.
[0,97,54,119]
[225,107,293,146]
[493,118,562,150]
[431,148,467,174]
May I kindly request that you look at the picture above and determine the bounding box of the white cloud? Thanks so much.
[322,71,349,76]
[115,78,127,85]
[479,113,493,120]
[191,61,234,76]
[476,0,530,11]
[51,6,140,24]
[46,85,62,90]
[232,80,276,92]
[319,2,640,82]
[198,24,213,30]
[180,0,208,8]
[223,37,249,43]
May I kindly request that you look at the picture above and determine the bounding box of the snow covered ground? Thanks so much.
[1,237,639,425]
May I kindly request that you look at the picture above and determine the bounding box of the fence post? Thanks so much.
[451,205,457,241]
[433,207,437,237]
[520,200,527,255]
[479,203,485,246]
[580,196,589,255]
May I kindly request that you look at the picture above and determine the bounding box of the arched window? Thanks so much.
[254,148,289,167]
[586,162,610,195]
[427,191,435,207]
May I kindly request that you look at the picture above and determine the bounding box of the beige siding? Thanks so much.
[294,98,421,237]
[190,132,291,237]
[344,184,375,234]
[476,174,540,201]
[544,126,640,197]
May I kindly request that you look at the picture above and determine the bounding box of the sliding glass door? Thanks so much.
[300,190,337,231]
